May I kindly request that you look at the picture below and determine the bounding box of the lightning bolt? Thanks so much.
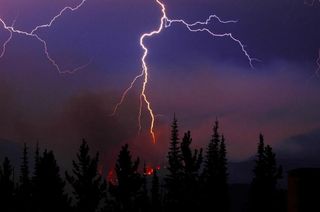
[0,21,13,58]
[1,0,255,144]
[0,0,88,74]
[112,0,256,144]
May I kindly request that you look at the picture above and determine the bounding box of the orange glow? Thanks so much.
[107,170,117,185]
[145,167,154,176]
[144,165,161,176]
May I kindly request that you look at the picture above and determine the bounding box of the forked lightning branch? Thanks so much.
[0,0,256,143]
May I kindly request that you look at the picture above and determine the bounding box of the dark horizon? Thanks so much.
[1,119,318,212]
[0,121,287,212]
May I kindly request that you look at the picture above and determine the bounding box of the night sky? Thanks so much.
[1,0,320,174]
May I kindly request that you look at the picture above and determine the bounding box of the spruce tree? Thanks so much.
[109,144,142,211]
[167,114,182,177]
[34,142,40,168]
[201,120,229,212]
[66,139,107,212]
[180,131,203,210]
[218,135,229,212]
[219,135,228,184]
[31,143,40,211]
[253,134,265,181]
[151,169,161,212]
[164,114,183,211]
[202,120,220,184]
[250,134,282,212]
[181,131,203,179]
[32,142,40,189]
[0,157,15,211]
[137,163,150,212]
[33,150,70,212]
[20,143,30,190]
[16,143,32,211]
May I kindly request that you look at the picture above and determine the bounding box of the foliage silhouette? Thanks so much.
[33,150,70,212]
[151,169,161,212]
[180,130,203,211]
[249,134,283,212]
[16,143,32,212]
[201,120,229,212]
[66,139,107,212]
[135,163,150,212]
[0,157,15,212]
[109,144,142,212]
[0,120,291,212]
[164,114,183,211]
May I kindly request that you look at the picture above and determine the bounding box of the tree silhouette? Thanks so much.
[109,144,142,212]
[217,135,229,212]
[16,143,32,212]
[31,143,40,211]
[180,131,203,210]
[201,120,229,212]
[151,169,161,212]
[66,139,107,212]
[32,150,70,212]
[0,157,15,212]
[32,143,40,179]
[181,131,203,179]
[202,121,220,183]
[0,120,293,212]
[164,114,183,211]
[135,163,150,212]
[249,134,283,212]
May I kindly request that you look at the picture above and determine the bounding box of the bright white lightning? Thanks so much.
[112,0,256,144]
[0,0,256,144]
[0,22,12,58]
[0,0,88,74]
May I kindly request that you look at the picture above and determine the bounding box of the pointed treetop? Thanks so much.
[171,114,179,142]
[214,119,219,130]
[257,133,265,159]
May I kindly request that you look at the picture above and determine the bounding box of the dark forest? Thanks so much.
[0,117,291,212]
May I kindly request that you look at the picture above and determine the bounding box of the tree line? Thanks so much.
[0,116,285,212]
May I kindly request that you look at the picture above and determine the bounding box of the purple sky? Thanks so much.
[1,0,320,169]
